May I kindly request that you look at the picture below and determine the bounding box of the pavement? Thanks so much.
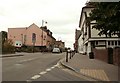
[60,53,119,81]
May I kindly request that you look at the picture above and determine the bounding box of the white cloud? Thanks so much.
[0,0,87,48]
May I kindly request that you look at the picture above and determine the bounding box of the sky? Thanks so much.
[0,0,87,49]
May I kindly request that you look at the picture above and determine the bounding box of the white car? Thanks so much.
[52,48,61,53]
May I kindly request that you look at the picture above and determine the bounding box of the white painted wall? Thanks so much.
[78,34,84,53]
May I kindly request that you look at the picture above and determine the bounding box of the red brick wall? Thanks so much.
[93,48,120,66]
[113,47,120,66]
[93,48,108,63]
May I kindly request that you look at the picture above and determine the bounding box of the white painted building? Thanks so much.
[78,5,120,56]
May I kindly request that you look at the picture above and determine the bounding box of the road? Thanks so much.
[2,52,86,81]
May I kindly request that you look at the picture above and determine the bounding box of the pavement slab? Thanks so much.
[60,53,119,81]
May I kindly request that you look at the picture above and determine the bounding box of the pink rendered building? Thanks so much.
[8,23,48,47]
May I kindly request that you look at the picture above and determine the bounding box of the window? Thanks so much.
[118,41,120,45]
[44,36,46,38]
[96,41,98,45]
[108,41,110,45]
[16,43,18,45]
[115,41,117,45]
[111,41,114,45]
[19,44,21,46]
[24,35,26,42]
[32,33,36,42]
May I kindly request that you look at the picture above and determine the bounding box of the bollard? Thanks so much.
[66,51,68,62]
[70,51,72,59]
[72,51,74,57]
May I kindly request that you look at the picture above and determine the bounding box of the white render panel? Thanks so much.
[91,28,106,37]
[78,34,84,53]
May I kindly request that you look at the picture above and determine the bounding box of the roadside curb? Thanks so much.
[59,59,102,81]
[60,61,78,73]
[0,54,24,58]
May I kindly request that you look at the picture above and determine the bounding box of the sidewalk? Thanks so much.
[60,53,118,81]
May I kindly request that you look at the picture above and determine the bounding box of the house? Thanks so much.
[78,5,120,55]
[74,29,81,52]
[40,26,56,51]
[55,40,65,51]
[8,23,56,51]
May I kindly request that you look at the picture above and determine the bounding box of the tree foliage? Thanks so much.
[89,2,120,37]
[1,31,7,44]
[1,31,15,54]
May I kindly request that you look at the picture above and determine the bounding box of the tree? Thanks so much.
[1,31,15,54]
[88,2,120,37]
[1,31,7,44]
[3,39,15,53]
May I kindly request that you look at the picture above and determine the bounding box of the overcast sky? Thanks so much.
[0,0,87,49]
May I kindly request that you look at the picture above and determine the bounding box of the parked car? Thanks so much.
[52,48,61,53]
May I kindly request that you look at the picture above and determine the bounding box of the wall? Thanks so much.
[26,24,42,46]
[91,26,106,37]
[93,47,120,66]
[78,34,84,53]
[8,28,26,46]
[113,47,120,66]
[93,48,108,63]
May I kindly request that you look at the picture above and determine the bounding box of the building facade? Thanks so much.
[8,23,56,50]
[55,40,65,51]
[74,29,81,52]
[78,5,120,56]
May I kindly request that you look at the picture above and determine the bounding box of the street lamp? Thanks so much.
[41,20,47,46]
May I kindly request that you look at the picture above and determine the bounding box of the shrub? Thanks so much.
[3,39,15,54]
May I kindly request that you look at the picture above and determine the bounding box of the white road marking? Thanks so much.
[29,63,58,80]
[51,66,55,69]
[26,80,32,83]
[46,68,51,72]
[31,75,41,80]
[54,64,59,67]
[19,57,39,63]
[39,71,47,75]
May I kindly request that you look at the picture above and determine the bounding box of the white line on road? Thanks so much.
[29,63,59,81]
[46,68,51,72]
[54,64,59,67]
[19,57,39,63]
[31,75,41,80]
[26,80,32,83]
[39,71,47,75]
[51,66,55,69]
